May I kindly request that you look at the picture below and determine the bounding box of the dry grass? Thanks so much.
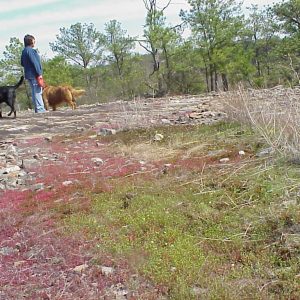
[117,142,178,161]
[116,98,159,130]
[222,85,300,157]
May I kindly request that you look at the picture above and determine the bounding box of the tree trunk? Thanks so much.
[214,70,218,91]
[255,48,261,76]
[162,46,171,93]
[222,73,228,91]
[210,66,214,92]
[205,65,210,93]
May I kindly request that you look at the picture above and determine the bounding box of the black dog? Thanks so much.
[0,76,24,118]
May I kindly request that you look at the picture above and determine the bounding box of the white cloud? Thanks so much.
[0,0,186,31]
[0,0,189,58]
[0,3,139,30]
[0,0,60,13]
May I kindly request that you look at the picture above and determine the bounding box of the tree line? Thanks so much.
[0,0,299,109]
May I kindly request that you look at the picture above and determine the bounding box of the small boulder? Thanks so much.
[153,133,164,141]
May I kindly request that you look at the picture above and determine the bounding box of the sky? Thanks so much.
[0,0,281,59]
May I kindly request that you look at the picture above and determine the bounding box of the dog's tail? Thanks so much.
[71,89,86,97]
[14,76,24,89]
[61,85,85,98]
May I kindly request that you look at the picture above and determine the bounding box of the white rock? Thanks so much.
[91,157,104,165]
[73,264,88,273]
[219,158,230,163]
[21,159,40,169]
[161,118,172,124]
[30,183,44,191]
[62,180,73,186]
[1,165,21,174]
[44,136,53,142]
[5,145,18,158]
[154,133,164,141]
[98,128,117,136]
[101,266,114,276]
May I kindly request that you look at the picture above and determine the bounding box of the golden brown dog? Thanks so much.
[42,85,85,111]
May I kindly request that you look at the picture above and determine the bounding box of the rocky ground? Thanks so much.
[0,95,225,193]
[0,95,227,299]
[1,93,299,300]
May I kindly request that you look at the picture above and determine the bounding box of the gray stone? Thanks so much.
[154,133,164,141]
[6,178,18,189]
[30,183,45,191]
[17,177,27,185]
[73,264,88,273]
[0,247,17,256]
[101,266,114,276]
[91,157,104,165]
[256,147,274,157]
[5,145,18,159]
[220,157,230,163]
[1,165,21,174]
[161,118,172,124]
[21,159,40,169]
[62,181,73,186]
[98,128,117,136]
[45,136,53,142]
[107,283,128,300]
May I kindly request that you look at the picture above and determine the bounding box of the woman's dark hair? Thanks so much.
[24,34,35,47]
